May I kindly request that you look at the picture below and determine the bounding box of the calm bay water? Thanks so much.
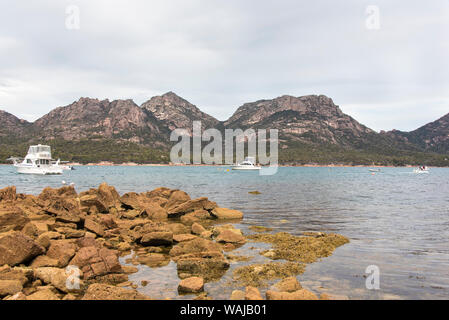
[1,165,448,299]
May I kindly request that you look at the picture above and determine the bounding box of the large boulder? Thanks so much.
[215,229,246,245]
[140,203,168,220]
[81,283,149,300]
[140,231,173,246]
[0,266,31,286]
[97,182,121,209]
[79,195,108,213]
[169,238,222,260]
[84,217,105,237]
[164,190,191,211]
[79,183,121,214]
[69,246,122,279]
[26,288,60,300]
[0,279,23,297]
[38,186,77,205]
[0,232,45,266]
[0,206,30,233]
[178,276,204,294]
[167,197,217,218]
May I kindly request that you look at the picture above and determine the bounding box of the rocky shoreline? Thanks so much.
[0,184,349,300]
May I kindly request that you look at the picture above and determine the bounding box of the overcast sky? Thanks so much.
[0,0,448,131]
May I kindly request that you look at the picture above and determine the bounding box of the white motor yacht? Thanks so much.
[413,166,430,174]
[8,144,63,175]
[232,157,261,170]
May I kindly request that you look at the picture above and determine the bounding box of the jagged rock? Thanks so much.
[140,231,173,246]
[167,197,217,218]
[30,256,60,268]
[69,246,122,279]
[84,217,105,237]
[21,222,39,238]
[265,288,318,300]
[178,276,204,293]
[54,227,85,238]
[215,229,246,245]
[46,240,77,267]
[0,206,30,233]
[0,232,45,266]
[0,267,30,286]
[164,190,191,210]
[0,280,23,297]
[169,238,222,260]
[173,234,197,242]
[164,223,190,235]
[79,195,108,213]
[245,286,263,300]
[191,223,206,235]
[140,203,167,220]
[97,182,121,209]
[99,215,118,229]
[4,292,27,300]
[81,283,149,300]
[210,207,243,220]
[26,288,60,300]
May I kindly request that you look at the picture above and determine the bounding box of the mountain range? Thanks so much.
[0,92,447,165]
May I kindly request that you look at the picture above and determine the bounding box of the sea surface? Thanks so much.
[1,165,448,299]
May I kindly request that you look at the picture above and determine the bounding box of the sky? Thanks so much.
[0,0,448,132]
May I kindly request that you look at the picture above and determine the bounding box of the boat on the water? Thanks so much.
[232,157,261,170]
[413,166,430,174]
[369,168,381,172]
[7,144,64,175]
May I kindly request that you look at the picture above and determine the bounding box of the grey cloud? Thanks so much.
[0,0,448,131]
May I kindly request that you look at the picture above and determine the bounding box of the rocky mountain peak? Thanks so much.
[141,92,219,131]
[0,110,30,136]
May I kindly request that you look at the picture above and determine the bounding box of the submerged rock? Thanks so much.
[248,231,349,263]
[233,262,305,287]
[210,208,243,220]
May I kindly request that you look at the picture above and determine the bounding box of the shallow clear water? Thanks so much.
[1,165,448,299]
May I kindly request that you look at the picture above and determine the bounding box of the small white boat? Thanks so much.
[8,144,63,175]
[369,168,381,172]
[232,157,261,170]
[413,166,430,174]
